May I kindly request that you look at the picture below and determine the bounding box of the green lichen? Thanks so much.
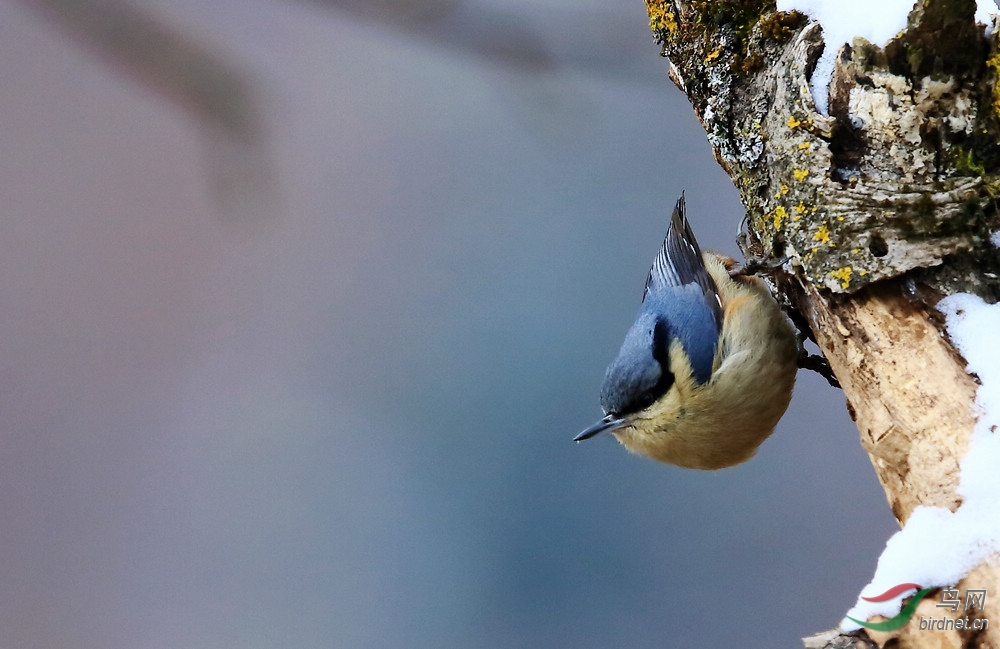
[952,144,1000,196]
[759,9,805,42]
[955,145,988,177]
[690,0,775,40]
[886,0,983,78]
[652,0,806,71]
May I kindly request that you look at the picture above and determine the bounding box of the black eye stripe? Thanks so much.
[614,319,675,416]
[649,318,675,401]
[651,318,671,366]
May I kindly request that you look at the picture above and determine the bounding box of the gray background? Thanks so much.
[0,1,897,647]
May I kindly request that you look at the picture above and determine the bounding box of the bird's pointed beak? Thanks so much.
[574,415,626,442]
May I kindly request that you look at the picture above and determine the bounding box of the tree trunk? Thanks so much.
[643,0,1000,646]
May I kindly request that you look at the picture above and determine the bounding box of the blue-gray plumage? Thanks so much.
[576,194,798,469]
[599,196,721,417]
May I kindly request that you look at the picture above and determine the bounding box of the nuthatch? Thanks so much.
[575,195,798,469]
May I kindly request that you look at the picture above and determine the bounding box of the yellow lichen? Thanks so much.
[830,267,853,289]
[813,223,830,244]
[772,205,788,229]
[788,115,821,135]
[645,1,678,35]
[987,51,1000,117]
[794,201,807,214]
[705,48,722,62]
[798,141,812,150]
[780,183,790,195]
[793,168,809,181]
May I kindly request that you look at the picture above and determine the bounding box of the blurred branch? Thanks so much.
[20,0,276,219]
[303,0,664,81]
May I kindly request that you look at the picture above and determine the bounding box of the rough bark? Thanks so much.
[643,0,1000,647]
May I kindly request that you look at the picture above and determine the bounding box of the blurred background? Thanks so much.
[0,1,898,647]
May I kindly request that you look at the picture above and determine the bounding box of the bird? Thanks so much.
[575,194,798,469]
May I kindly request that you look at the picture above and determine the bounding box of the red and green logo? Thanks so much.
[847,583,934,631]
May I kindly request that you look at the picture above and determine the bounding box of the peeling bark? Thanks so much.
[643,1,1000,647]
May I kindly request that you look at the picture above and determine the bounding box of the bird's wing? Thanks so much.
[643,193,723,332]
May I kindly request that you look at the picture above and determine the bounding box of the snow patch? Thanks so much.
[776,0,999,114]
[841,293,1000,630]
